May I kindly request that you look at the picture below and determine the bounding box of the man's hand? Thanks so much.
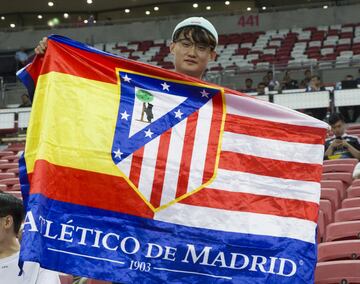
[34,37,48,55]
[330,139,344,148]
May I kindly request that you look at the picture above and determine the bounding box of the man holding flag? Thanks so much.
[35,17,218,80]
[19,16,328,283]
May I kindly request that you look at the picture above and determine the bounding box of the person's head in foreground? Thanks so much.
[329,113,346,137]
[0,192,24,258]
[170,17,218,79]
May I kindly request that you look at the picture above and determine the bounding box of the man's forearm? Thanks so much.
[346,144,360,159]
[324,146,334,158]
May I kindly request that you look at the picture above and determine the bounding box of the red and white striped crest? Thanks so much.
[116,93,225,210]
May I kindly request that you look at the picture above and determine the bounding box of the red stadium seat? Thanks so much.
[322,164,355,174]
[12,184,21,191]
[0,151,14,158]
[0,178,20,188]
[342,198,360,208]
[7,167,19,175]
[326,221,360,241]
[321,180,345,200]
[0,163,18,172]
[322,173,353,189]
[323,158,358,167]
[315,260,360,283]
[318,209,326,243]
[321,188,341,210]
[59,274,74,284]
[0,172,15,180]
[0,184,6,191]
[335,208,360,222]
[348,186,360,198]
[0,159,9,164]
[87,279,111,284]
[320,199,334,223]
[1,155,19,162]
[318,240,360,262]
[352,179,360,187]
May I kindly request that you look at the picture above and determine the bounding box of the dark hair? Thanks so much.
[245,78,253,82]
[173,26,216,50]
[328,113,345,125]
[0,192,24,235]
[258,82,266,87]
[311,75,321,81]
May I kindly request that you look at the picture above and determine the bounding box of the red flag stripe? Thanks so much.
[224,114,326,145]
[175,111,199,198]
[29,160,154,218]
[180,188,318,222]
[219,151,322,182]
[129,146,145,188]
[150,128,172,208]
[202,93,224,182]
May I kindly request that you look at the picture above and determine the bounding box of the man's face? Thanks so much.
[305,70,311,78]
[267,72,273,80]
[331,120,346,137]
[245,79,252,88]
[170,31,216,79]
[257,84,265,94]
[310,77,319,87]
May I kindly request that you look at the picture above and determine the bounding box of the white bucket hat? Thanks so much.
[172,17,218,45]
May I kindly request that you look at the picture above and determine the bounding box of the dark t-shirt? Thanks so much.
[325,134,360,159]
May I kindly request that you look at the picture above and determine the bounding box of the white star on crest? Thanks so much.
[113,149,123,159]
[122,74,131,82]
[174,109,183,119]
[120,110,130,120]
[200,89,210,98]
[144,128,154,138]
[161,82,170,91]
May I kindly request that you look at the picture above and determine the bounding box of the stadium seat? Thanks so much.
[315,260,360,283]
[0,151,14,158]
[318,209,326,243]
[322,172,353,190]
[326,221,360,241]
[324,159,358,167]
[348,186,360,198]
[0,163,18,172]
[1,155,19,162]
[0,172,15,180]
[342,198,360,208]
[323,164,355,174]
[321,180,345,200]
[59,274,74,284]
[12,184,21,191]
[0,177,20,188]
[318,240,360,262]
[320,199,334,224]
[87,279,112,284]
[335,208,360,222]
[321,188,341,209]
[7,167,19,175]
[353,179,360,187]
[0,184,6,191]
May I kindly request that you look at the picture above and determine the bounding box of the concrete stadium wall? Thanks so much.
[0,4,360,51]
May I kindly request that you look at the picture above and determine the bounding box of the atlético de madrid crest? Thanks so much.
[112,69,225,211]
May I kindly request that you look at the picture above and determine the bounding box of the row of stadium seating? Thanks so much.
[91,22,360,72]
[315,136,360,283]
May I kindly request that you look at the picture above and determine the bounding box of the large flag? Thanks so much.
[18,35,327,283]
